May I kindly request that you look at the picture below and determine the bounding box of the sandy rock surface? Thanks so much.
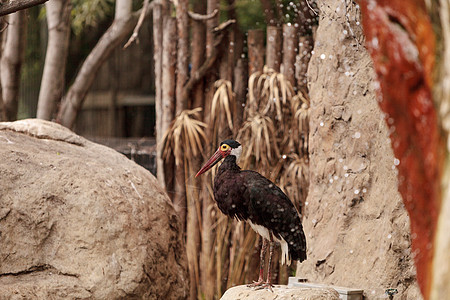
[295,1,422,299]
[0,119,189,299]
[220,285,340,300]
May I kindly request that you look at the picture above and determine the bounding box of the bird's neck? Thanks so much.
[218,155,241,175]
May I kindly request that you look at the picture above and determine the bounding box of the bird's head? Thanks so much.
[195,139,242,177]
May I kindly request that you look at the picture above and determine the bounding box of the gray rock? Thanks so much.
[0,119,189,299]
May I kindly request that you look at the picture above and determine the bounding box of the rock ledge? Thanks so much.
[220,285,340,300]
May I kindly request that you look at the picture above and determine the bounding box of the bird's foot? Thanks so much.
[246,279,265,288]
[250,282,273,292]
[254,282,274,292]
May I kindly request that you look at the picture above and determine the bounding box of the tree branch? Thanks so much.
[124,0,158,49]
[213,19,235,32]
[57,5,155,128]
[0,0,48,17]
[180,19,235,104]
[188,8,218,21]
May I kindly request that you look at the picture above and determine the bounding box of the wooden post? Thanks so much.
[153,2,165,188]
[173,0,188,237]
[176,0,189,113]
[201,1,220,298]
[1,10,27,121]
[295,35,313,90]
[247,29,264,75]
[233,58,248,134]
[161,16,176,145]
[266,26,282,72]
[219,31,233,81]
[190,0,206,111]
[186,1,205,299]
[260,0,276,25]
[282,23,298,86]
[225,0,244,66]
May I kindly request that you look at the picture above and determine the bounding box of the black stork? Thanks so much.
[196,139,307,289]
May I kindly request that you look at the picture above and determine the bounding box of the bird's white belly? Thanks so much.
[248,220,271,240]
[247,220,291,266]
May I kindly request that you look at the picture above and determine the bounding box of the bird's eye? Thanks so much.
[221,144,230,151]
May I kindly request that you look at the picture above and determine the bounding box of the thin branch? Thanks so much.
[181,19,235,104]
[0,0,48,17]
[213,19,235,32]
[124,0,156,49]
[57,5,155,128]
[188,8,218,21]
[306,0,318,16]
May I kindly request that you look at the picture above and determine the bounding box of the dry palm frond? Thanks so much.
[279,153,309,212]
[247,66,295,122]
[162,108,207,166]
[289,92,310,154]
[247,71,263,116]
[291,92,310,133]
[211,79,235,131]
[237,113,280,170]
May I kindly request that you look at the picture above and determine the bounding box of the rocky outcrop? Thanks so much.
[220,285,339,300]
[0,119,189,299]
[296,1,421,299]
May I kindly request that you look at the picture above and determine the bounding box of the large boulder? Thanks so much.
[0,119,189,299]
[297,0,421,299]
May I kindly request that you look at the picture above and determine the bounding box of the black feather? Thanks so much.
[213,155,307,262]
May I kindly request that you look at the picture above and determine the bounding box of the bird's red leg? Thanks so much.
[255,235,274,291]
[247,238,267,287]
[265,239,275,291]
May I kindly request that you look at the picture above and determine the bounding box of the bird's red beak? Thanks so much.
[196,148,224,177]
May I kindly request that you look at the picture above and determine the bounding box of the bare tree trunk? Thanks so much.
[1,11,27,121]
[154,1,166,189]
[57,1,154,129]
[173,0,189,235]
[190,0,206,111]
[247,29,265,75]
[175,0,189,112]
[219,31,233,81]
[282,24,298,86]
[37,0,71,120]
[187,1,205,298]
[161,16,176,152]
[200,1,220,298]
[0,10,7,121]
[225,0,244,66]
[266,26,282,72]
[233,58,247,133]
[295,35,313,91]
[160,16,178,205]
[260,0,275,25]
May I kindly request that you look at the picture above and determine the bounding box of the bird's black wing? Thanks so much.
[242,170,307,262]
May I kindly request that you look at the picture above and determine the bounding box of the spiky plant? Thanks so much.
[236,113,280,177]
[211,79,235,144]
[247,66,295,122]
[162,108,207,167]
[290,91,310,154]
[279,153,309,212]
